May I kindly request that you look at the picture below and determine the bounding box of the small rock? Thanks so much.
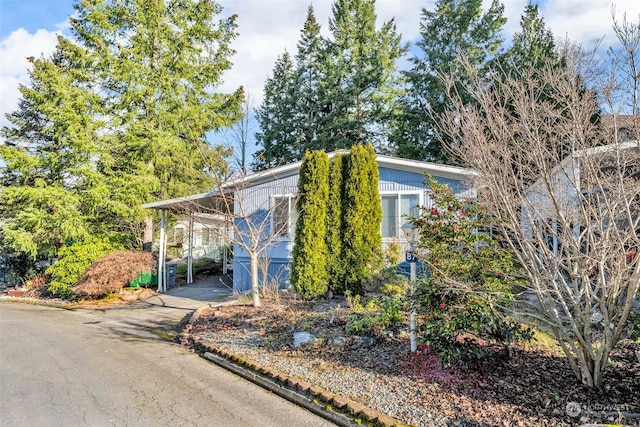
[352,336,375,347]
[328,335,346,348]
[293,331,314,348]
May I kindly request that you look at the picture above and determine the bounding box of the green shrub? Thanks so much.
[326,154,346,294]
[46,236,124,299]
[341,144,382,295]
[345,295,405,337]
[412,177,533,366]
[417,280,533,366]
[291,150,330,300]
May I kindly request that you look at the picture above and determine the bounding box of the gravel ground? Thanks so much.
[197,329,449,427]
[185,297,640,427]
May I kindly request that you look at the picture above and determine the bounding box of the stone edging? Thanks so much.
[189,337,407,427]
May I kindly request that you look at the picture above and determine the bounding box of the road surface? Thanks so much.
[0,300,333,427]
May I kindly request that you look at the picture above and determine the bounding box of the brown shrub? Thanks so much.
[73,251,155,298]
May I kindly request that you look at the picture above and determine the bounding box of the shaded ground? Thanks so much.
[185,293,640,427]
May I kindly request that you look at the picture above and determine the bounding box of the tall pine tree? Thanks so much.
[1,0,243,264]
[254,0,404,168]
[499,2,558,78]
[395,0,506,164]
[294,6,325,151]
[253,52,300,170]
[71,0,243,209]
[317,0,405,152]
[0,43,100,259]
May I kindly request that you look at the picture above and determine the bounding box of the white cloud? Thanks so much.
[0,28,60,129]
[2,0,640,134]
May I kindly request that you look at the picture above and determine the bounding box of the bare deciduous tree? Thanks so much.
[440,49,639,388]
[224,92,257,174]
[181,171,297,308]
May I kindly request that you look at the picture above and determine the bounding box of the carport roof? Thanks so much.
[141,190,228,213]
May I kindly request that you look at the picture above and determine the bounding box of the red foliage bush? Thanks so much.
[73,251,155,298]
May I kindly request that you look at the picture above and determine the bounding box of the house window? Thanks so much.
[202,228,211,246]
[381,193,420,238]
[272,195,297,238]
[171,227,184,244]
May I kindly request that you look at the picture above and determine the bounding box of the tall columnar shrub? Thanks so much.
[341,144,382,294]
[326,154,346,293]
[291,150,330,299]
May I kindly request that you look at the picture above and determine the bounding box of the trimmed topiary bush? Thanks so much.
[341,144,382,295]
[326,154,346,294]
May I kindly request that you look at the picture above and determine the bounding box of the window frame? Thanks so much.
[271,194,297,240]
[379,191,423,240]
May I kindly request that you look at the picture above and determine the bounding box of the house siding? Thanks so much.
[231,163,473,293]
[233,256,292,292]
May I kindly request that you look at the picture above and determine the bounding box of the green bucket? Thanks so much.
[130,278,140,288]
[138,272,152,285]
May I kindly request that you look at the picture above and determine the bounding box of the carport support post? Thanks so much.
[223,217,229,275]
[158,209,166,293]
[187,212,194,284]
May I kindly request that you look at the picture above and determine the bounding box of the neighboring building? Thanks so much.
[165,213,230,261]
[601,115,639,143]
[143,153,475,293]
[522,141,639,257]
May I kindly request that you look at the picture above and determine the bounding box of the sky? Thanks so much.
[1,0,640,140]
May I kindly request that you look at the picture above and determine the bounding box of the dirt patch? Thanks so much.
[185,293,640,427]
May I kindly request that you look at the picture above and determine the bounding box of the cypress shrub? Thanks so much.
[326,154,346,294]
[341,144,382,294]
[291,150,330,299]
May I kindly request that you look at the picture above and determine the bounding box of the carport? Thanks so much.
[142,190,232,292]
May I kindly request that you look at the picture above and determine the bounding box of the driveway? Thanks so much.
[0,278,334,426]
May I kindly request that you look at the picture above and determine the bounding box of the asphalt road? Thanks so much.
[0,296,333,427]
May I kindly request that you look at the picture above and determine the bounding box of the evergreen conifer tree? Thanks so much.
[291,150,330,299]
[1,0,243,265]
[317,0,404,152]
[341,144,382,294]
[294,6,325,151]
[253,52,300,170]
[72,0,242,197]
[325,154,346,293]
[0,44,100,258]
[395,0,505,164]
[254,0,404,167]
[499,2,558,77]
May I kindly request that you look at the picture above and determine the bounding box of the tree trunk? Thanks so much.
[250,253,261,307]
[143,217,153,252]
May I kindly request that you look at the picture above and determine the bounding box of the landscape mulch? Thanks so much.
[183,293,640,427]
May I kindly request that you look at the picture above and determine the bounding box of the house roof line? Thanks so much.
[527,140,640,192]
[561,140,639,168]
[142,152,476,210]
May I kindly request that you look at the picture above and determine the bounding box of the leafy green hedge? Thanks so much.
[46,236,124,299]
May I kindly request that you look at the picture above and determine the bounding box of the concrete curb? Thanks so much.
[201,351,355,427]
[191,338,407,427]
